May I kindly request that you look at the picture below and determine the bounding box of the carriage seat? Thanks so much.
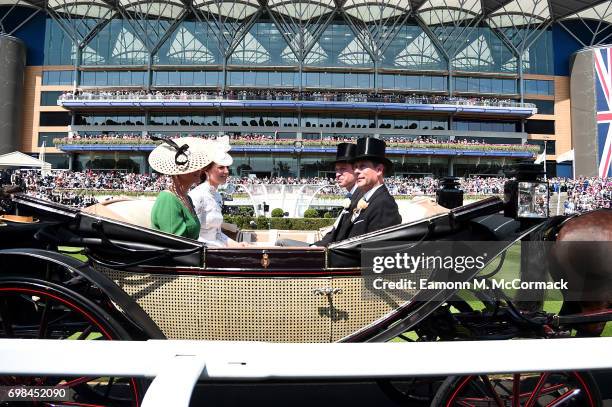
[83,197,241,239]
[398,196,450,224]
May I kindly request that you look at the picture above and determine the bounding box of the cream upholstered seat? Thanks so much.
[83,198,156,228]
[399,196,450,224]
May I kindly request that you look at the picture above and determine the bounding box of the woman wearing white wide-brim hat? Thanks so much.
[148,137,211,239]
[189,136,250,247]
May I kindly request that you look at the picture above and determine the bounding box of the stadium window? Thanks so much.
[167,71,180,86]
[502,79,517,94]
[419,75,432,91]
[527,99,554,115]
[240,71,253,86]
[269,72,282,86]
[281,71,296,87]
[156,71,169,86]
[395,75,408,89]
[43,71,74,86]
[105,71,118,86]
[431,76,446,91]
[479,77,492,93]
[524,79,540,94]
[228,71,242,86]
[180,71,194,86]
[381,75,394,89]
[193,71,206,86]
[40,91,64,106]
[81,71,95,86]
[454,77,468,92]
[468,77,479,93]
[405,75,418,90]
[525,119,555,135]
[95,71,107,86]
[319,72,332,88]
[548,81,555,95]
[40,112,71,126]
[38,132,68,147]
[206,71,220,86]
[305,72,319,87]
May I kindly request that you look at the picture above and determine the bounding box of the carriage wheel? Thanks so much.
[377,298,475,406]
[0,279,142,406]
[431,371,602,407]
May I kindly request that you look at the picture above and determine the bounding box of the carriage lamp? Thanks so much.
[504,162,549,220]
[436,177,464,209]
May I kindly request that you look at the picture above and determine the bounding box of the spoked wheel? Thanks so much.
[377,299,475,406]
[432,371,602,407]
[0,279,142,407]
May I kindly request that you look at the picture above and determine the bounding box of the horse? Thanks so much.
[547,209,612,336]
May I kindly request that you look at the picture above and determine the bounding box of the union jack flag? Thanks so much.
[594,47,612,178]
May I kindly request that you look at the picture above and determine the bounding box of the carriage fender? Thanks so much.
[0,248,166,340]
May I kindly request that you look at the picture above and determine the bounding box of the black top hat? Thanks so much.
[332,142,357,164]
[353,137,393,171]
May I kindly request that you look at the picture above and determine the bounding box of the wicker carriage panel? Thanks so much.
[329,277,414,342]
[98,267,334,342]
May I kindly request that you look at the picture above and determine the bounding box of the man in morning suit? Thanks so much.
[313,142,365,246]
[276,142,364,246]
[346,137,402,239]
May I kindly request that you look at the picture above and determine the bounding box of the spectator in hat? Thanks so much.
[149,137,211,239]
[346,137,402,239]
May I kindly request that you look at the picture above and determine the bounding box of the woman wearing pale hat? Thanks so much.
[189,136,249,247]
[148,137,211,239]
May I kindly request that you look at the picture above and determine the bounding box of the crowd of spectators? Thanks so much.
[550,177,612,214]
[3,169,609,212]
[57,133,533,153]
[59,89,525,108]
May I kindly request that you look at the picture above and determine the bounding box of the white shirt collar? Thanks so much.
[349,184,358,195]
[362,183,384,202]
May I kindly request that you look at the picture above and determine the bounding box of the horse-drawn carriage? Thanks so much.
[0,172,611,406]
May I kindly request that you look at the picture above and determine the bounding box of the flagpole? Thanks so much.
[543,140,547,181]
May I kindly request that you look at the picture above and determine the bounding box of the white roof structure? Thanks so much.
[394,31,442,67]
[343,0,411,22]
[231,32,270,64]
[193,0,260,20]
[167,26,215,64]
[48,0,113,19]
[0,151,51,170]
[417,0,481,25]
[281,31,328,64]
[112,27,148,63]
[119,0,184,19]
[488,0,550,28]
[453,34,493,70]
[338,36,372,65]
[268,0,335,21]
[562,1,612,24]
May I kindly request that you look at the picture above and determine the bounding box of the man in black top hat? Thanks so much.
[313,142,364,246]
[277,142,363,247]
[346,137,401,239]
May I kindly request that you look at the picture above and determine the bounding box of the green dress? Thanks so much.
[151,191,200,240]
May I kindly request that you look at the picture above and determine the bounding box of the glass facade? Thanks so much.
[42,71,75,86]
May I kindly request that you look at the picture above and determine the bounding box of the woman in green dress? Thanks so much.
[148,136,212,239]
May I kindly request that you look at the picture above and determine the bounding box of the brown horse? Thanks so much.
[548,209,612,336]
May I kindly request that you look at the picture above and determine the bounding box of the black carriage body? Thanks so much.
[3,194,526,343]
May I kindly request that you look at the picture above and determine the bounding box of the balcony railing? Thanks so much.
[58,92,537,109]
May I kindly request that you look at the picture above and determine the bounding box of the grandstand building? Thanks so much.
[1,0,612,178]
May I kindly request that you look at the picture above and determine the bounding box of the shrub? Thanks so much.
[255,216,270,229]
[223,215,334,230]
[303,208,318,218]
[271,208,285,218]
[323,211,334,219]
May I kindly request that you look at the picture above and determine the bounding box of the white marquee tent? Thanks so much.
[0,151,51,172]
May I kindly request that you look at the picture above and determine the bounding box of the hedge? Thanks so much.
[223,215,335,230]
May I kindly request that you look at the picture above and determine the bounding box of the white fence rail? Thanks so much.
[1,338,611,407]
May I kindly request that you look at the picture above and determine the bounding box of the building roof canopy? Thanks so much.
[4,0,612,22]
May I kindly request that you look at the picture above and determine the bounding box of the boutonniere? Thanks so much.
[341,198,352,209]
[352,198,369,220]
[355,198,369,211]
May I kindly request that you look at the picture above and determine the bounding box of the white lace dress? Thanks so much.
[188,181,229,247]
